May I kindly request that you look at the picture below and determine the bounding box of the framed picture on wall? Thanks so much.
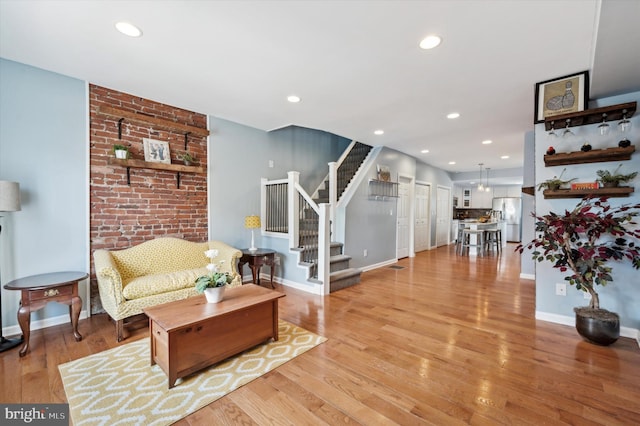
[534,70,589,124]
[377,164,391,182]
[143,138,171,164]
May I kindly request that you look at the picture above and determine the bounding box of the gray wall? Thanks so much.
[342,147,454,269]
[532,91,640,330]
[0,59,88,329]
[520,130,536,278]
[208,118,351,286]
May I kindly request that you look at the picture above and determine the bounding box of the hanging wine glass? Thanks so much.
[618,109,632,147]
[618,110,632,133]
[597,113,610,136]
[548,121,557,139]
[562,118,574,139]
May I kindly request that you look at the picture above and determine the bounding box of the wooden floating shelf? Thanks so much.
[108,157,206,188]
[97,105,210,137]
[543,187,634,199]
[109,158,206,174]
[544,101,636,131]
[544,145,635,167]
[521,186,534,196]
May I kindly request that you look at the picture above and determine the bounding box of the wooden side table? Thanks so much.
[238,248,276,288]
[3,271,87,357]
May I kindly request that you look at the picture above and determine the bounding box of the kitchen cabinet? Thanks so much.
[507,186,522,197]
[492,187,507,198]
[471,187,492,209]
[451,219,460,243]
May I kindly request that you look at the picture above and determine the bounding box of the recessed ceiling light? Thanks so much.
[287,95,301,103]
[115,22,142,37]
[374,130,384,135]
[501,155,509,159]
[419,35,442,50]
[448,161,456,165]
[447,112,460,119]
[421,149,429,153]
[482,140,492,145]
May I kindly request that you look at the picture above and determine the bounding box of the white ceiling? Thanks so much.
[1,0,639,183]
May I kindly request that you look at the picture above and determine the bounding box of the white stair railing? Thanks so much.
[261,172,330,293]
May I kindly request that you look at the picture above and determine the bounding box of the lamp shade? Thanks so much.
[244,215,261,229]
[0,181,21,212]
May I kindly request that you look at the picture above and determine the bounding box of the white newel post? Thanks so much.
[318,203,331,295]
[287,171,300,251]
[328,161,337,238]
[260,177,267,233]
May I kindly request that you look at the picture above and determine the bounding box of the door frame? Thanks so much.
[435,184,452,247]
[396,174,415,259]
[415,180,432,252]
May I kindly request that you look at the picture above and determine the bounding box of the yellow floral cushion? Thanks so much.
[122,267,208,300]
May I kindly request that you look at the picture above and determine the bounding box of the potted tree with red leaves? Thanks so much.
[517,197,640,345]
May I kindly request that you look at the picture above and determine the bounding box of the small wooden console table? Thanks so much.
[238,248,276,288]
[3,271,86,357]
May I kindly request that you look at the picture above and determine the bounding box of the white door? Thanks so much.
[415,183,430,252]
[396,179,410,259]
[435,186,451,247]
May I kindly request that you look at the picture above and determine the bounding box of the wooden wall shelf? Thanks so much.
[108,157,206,188]
[544,145,635,167]
[543,187,634,199]
[544,101,636,131]
[97,105,210,137]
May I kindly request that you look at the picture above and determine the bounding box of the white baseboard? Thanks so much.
[520,273,535,280]
[242,273,324,295]
[2,310,89,338]
[536,310,640,341]
[360,258,398,272]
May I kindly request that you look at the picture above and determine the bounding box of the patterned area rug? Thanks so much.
[59,320,326,425]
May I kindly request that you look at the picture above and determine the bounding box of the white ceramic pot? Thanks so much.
[115,149,128,159]
[204,286,226,303]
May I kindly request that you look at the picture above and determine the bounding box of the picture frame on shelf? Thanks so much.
[143,138,171,164]
[534,70,589,124]
[377,164,391,182]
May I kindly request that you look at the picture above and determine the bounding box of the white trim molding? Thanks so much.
[536,310,640,341]
[3,310,89,338]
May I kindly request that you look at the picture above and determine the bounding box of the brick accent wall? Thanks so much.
[89,84,208,313]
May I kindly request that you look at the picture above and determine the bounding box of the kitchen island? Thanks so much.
[460,220,507,255]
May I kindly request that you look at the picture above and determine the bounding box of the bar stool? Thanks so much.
[484,227,502,254]
[460,229,485,256]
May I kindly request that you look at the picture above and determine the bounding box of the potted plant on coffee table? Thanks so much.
[517,196,640,345]
[195,249,233,303]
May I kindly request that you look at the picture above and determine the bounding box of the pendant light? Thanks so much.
[477,163,484,191]
[485,167,491,192]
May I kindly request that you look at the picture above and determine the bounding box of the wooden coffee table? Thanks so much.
[143,284,285,388]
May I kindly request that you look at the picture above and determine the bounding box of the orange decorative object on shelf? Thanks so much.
[571,182,599,190]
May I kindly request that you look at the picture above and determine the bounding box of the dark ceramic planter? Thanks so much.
[575,308,620,346]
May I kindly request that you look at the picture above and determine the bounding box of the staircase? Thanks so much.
[315,142,373,203]
[308,142,372,292]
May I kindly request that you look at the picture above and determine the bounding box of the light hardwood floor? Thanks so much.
[1,244,639,425]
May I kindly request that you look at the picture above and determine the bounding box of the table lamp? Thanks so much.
[244,215,261,252]
[0,181,22,352]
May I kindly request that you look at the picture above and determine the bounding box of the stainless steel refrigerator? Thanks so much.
[492,197,522,242]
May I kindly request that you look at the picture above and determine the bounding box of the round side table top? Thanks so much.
[3,271,89,290]
[241,248,275,256]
